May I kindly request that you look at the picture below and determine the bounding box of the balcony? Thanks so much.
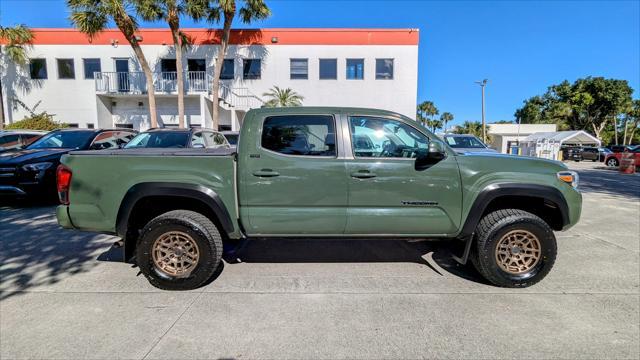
[94,71,264,110]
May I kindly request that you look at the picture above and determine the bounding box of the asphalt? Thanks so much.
[1,161,638,359]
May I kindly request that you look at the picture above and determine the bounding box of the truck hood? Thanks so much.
[0,148,70,166]
[456,152,567,175]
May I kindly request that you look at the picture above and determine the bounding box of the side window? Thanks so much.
[0,135,20,149]
[214,133,227,145]
[261,115,336,156]
[349,117,429,158]
[90,131,133,150]
[21,134,42,147]
[191,132,205,147]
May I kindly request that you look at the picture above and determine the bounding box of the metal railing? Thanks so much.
[95,71,263,110]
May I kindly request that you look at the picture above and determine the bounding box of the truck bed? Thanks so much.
[70,147,237,157]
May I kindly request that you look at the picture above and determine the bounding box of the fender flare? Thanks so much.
[459,183,570,238]
[115,182,234,237]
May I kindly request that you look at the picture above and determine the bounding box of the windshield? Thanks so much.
[445,136,487,149]
[27,131,94,149]
[124,132,190,148]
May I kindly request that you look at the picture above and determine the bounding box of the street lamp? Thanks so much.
[475,79,488,143]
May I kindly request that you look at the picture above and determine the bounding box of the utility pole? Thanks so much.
[475,79,488,143]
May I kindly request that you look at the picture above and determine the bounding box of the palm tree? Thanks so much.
[417,100,438,128]
[196,0,270,130]
[454,121,491,142]
[0,25,34,129]
[134,0,197,128]
[426,118,443,133]
[262,86,303,107]
[440,112,453,133]
[68,0,159,128]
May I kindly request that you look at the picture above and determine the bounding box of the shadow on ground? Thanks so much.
[574,166,640,199]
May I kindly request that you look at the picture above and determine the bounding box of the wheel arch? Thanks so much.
[459,183,570,238]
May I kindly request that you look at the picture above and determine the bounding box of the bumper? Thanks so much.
[56,205,75,229]
[561,187,582,231]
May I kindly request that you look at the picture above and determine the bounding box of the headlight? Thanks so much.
[22,162,53,172]
[557,171,579,189]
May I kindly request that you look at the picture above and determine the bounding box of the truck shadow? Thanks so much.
[225,238,488,285]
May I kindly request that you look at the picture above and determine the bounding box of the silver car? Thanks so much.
[443,134,497,154]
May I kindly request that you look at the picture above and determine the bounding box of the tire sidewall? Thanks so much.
[137,217,219,290]
[481,217,557,287]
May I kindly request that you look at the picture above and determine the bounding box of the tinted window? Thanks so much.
[188,59,206,72]
[290,58,308,79]
[124,132,190,148]
[346,59,364,80]
[27,131,94,149]
[21,134,42,146]
[242,59,261,79]
[221,59,234,80]
[0,134,20,149]
[350,117,428,158]
[445,136,486,149]
[57,59,75,79]
[262,115,336,156]
[83,58,101,79]
[29,59,47,79]
[223,133,239,145]
[90,131,134,150]
[375,58,394,79]
[319,59,337,80]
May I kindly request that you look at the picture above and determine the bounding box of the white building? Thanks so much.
[488,123,557,154]
[1,28,419,130]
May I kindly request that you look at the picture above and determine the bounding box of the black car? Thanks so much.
[0,128,136,198]
[124,128,230,149]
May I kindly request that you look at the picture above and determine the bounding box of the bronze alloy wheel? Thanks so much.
[152,231,200,278]
[495,230,542,274]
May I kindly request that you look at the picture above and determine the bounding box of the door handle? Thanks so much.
[253,169,280,177]
[350,170,377,179]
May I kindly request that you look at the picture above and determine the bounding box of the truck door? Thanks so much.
[239,113,348,235]
[344,115,462,235]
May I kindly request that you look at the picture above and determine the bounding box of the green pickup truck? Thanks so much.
[56,107,582,290]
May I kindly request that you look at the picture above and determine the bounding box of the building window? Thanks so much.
[67,123,79,128]
[57,59,75,79]
[242,59,261,80]
[261,115,336,156]
[29,59,47,79]
[115,123,134,129]
[87,123,95,129]
[220,59,234,80]
[83,58,101,79]
[160,59,177,73]
[187,59,206,72]
[290,58,308,79]
[376,59,394,80]
[319,59,337,80]
[346,59,364,80]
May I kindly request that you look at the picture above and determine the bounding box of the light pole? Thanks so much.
[475,79,488,143]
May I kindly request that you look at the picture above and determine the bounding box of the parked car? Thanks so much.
[604,145,640,167]
[443,134,497,154]
[607,145,635,153]
[562,146,582,161]
[0,130,46,153]
[57,107,582,290]
[221,131,239,146]
[579,147,600,162]
[124,128,230,149]
[598,147,612,162]
[0,128,136,197]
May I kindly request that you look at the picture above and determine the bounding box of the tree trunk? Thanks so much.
[130,42,158,128]
[0,78,5,130]
[211,13,233,131]
[613,116,619,145]
[170,22,185,128]
[623,120,629,145]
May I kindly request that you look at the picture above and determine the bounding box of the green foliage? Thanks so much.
[416,100,439,128]
[6,100,67,130]
[440,112,454,132]
[514,77,634,139]
[262,86,304,107]
[453,121,493,143]
[0,24,34,65]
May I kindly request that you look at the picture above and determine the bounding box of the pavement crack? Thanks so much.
[140,290,204,360]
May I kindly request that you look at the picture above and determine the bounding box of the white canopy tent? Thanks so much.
[521,130,601,160]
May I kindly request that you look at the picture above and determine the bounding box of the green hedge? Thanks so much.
[5,113,68,131]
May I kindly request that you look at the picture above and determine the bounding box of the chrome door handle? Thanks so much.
[350,170,377,179]
[253,169,280,177]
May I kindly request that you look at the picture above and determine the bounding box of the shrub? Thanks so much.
[6,112,68,131]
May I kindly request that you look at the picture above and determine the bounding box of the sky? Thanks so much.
[1,0,639,125]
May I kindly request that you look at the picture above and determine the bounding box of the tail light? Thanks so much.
[56,164,72,205]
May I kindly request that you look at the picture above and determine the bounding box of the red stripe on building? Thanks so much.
[8,28,418,46]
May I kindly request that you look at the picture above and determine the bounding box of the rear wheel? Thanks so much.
[606,157,619,167]
[471,209,557,288]
[136,210,223,290]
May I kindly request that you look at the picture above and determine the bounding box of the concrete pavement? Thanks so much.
[1,162,638,359]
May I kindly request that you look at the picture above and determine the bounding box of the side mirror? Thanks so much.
[415,140,446,171]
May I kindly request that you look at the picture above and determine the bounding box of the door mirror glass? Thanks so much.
[415,140,446,170]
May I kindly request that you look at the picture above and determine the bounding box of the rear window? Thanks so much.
[261,115,336,156]
[125,132,190,148]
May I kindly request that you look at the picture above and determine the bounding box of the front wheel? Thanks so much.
[136,210,223,290]
[471,209,557,288]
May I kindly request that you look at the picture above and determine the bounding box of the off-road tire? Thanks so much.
[136,210,223,290]
[606,158,619,167]
[471,209,557,288]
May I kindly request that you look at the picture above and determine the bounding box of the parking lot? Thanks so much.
[1,161,638,359]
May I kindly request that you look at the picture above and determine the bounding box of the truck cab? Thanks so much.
[56,107,582,290]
